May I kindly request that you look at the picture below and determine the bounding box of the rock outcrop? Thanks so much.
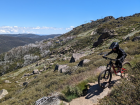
[93,28,117,47]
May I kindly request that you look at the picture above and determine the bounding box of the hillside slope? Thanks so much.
[0,13,140,105]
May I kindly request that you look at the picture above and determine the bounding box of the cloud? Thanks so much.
[0,26,75,34]
[0,30,8,33]
[66,26,75,30]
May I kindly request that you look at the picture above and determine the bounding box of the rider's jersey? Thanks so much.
[104,48,127,60]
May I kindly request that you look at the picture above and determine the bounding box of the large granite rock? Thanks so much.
[70,53,86,63]
[33,69,39,74]
[54,65,69,73]
[0,89,8,99]
[78,59,90,66]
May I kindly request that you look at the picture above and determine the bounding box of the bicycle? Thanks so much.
[98,56,131,89]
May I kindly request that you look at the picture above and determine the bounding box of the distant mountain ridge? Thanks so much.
[0,34,61,54]
[0,33,61,39]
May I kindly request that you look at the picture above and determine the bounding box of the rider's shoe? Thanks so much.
[116,72,121,76]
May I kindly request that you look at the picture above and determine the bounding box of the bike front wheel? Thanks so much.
[98,70,112,88]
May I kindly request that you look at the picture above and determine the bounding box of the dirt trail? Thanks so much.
[69,75,121,105]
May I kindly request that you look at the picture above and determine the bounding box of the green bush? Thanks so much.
[61,75,98,102]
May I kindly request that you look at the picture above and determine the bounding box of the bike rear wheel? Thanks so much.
[98,70,112,88]
[121,61,131,78]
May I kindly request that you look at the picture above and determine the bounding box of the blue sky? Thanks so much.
[0,0,140,35]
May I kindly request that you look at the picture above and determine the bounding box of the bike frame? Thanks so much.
[106,59,127,75]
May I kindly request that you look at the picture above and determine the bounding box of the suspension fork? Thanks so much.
[105,64,112,80]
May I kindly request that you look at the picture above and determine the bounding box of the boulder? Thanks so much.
[70,53,86,63]
[4,80,11,83]
[0,89,8,99]
[60,66,69,73]
[54,65,69,73]
[33,69,39,74]
[78,59,90,66]
[23,82,28,86]
[132,36,140,41]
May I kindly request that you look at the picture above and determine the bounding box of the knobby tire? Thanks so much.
[98,70,112,89]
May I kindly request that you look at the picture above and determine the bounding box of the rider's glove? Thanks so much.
[117,59,120,61]
[102,56,105,58]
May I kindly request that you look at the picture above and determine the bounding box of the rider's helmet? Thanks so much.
[109,42,119,49]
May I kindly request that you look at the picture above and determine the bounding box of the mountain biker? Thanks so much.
[103,42,127,76]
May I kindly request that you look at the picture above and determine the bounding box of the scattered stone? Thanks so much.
[23,82,28,86]
[90,31,94,35]
[50,55,55,58]
[33,69,39,74]
[44,66,47,70]
[30,73,34,75]
[15,81,19,83]
[34,76,38,79]
[35,94,60,105]
[0,89,8,99]
[98,52,107,55]
[124,37,130,41]
[132,36,140,41]
[70,53,86,63]
[24,73,30,76]
[40,69,43,72]
[124,42,127,44]
[36,63,39,66]
[60,101,69,105]
[4,80,11,83]
[50,63,54,66]
[78,59,90,66]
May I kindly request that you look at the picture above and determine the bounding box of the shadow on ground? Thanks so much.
[85,78,121,99]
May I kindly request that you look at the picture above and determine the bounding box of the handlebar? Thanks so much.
[102,56,117,61]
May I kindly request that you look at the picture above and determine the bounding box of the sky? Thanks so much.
[0,0,140,35]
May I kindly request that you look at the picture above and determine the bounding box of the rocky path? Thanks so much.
[69,75,121,105]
